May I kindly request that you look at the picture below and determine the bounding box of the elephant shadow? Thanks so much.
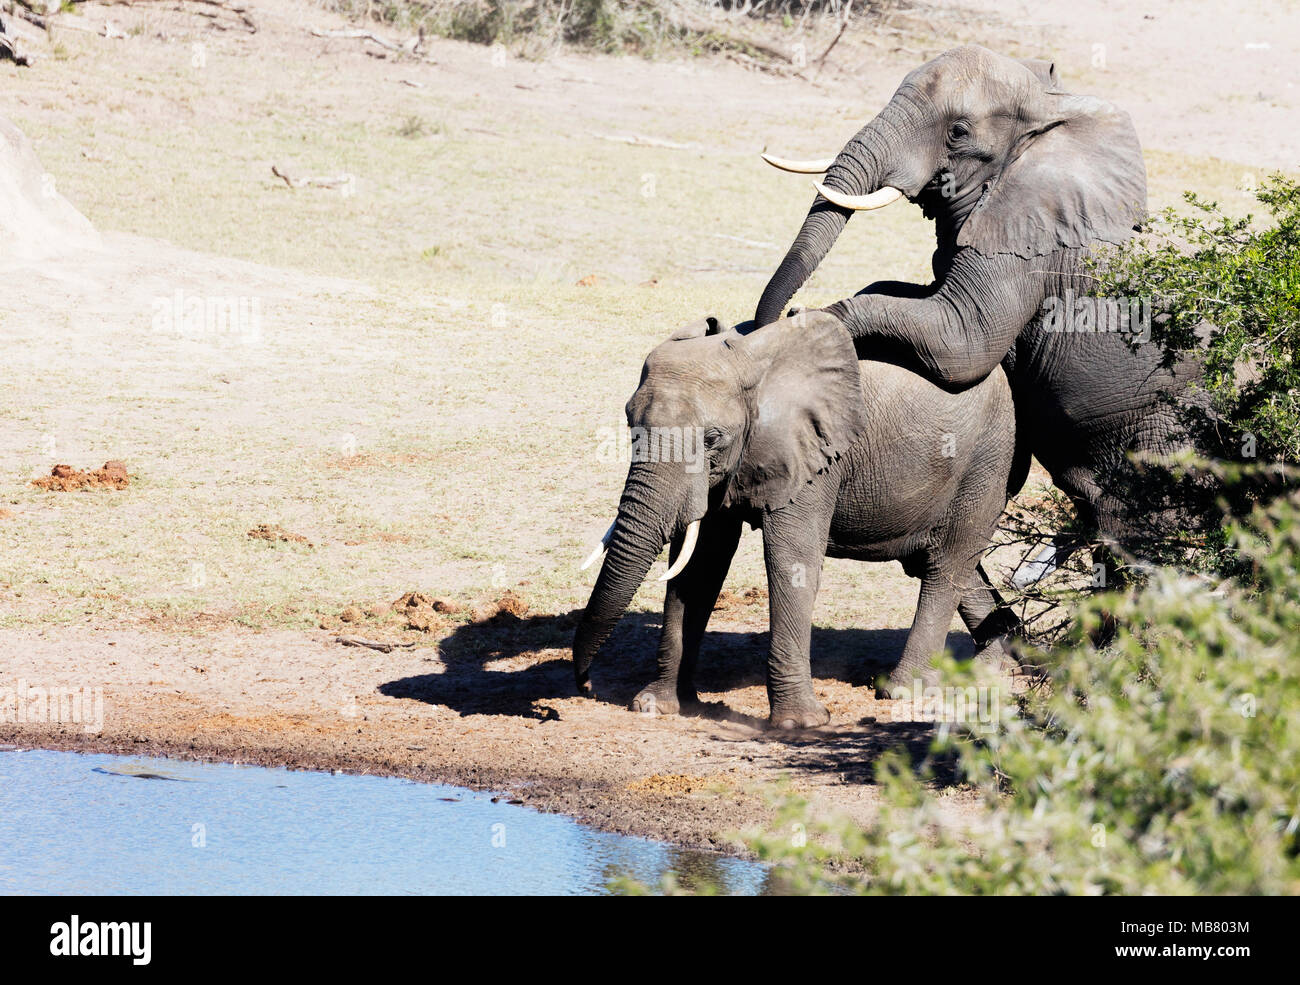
[379,607,976,722]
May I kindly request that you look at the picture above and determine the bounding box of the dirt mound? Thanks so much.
[247,524,312,546]
[714,586,767,611]
[390,591,460,632]
[32,461,129,491]
[326,590,526,634]
[0,116,100,265]
[471,590,529,624]
[391,591,460,614]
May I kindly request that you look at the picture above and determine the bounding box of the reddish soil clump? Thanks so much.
[32,461,130,491]
[391,591,459,614]
[390,591,459,632]
[472,590,529,624]
[247,524,313,547]
[714,587,767,611]
[325,590,524,634]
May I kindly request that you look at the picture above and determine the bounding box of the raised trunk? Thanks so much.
[572,467,673,689]
[754,109,899,327]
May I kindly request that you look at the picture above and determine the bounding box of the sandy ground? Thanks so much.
[0,0,1294,855]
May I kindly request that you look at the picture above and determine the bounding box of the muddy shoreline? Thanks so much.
[0,621,969,856]
[2,725,752,854]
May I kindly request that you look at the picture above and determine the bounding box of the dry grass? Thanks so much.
[0,0,1274,646]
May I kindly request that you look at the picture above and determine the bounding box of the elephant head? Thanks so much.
[755,45,1146,325]
[572,312,866,690]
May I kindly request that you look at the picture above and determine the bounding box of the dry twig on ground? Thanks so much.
[270,164,354,191]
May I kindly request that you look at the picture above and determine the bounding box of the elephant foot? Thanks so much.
[630,684,696,717]
[767,695,830,731]
[974,636,1019,676]
[874,665,939,701]
[971,607,1025,675]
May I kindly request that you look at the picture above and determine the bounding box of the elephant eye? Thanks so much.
[703,427,727,450]
[948,121,970,140]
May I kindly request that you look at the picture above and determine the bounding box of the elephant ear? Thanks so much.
[957,93,1147,259]
[669,315,723,340]
[1017,58,1061,91]
[724,312,867,512]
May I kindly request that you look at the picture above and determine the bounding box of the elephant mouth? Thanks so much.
[812,181,905,212]
[916,171,993,225]
[760,150,909,214]
[581,518,702,582]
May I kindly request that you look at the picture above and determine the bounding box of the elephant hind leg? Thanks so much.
[879,569,964,699]
[958,563,1022,664]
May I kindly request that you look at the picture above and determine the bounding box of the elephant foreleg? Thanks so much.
[631,513,743,716]
[826,252,1042,390]
[761,502,835,730]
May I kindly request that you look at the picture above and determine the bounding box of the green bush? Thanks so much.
[703,489,1300,895]
[1099,174,1300,466]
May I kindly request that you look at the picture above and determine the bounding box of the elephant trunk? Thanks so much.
[573,466,675,691]
[754,106,901,327]
[754,201,852,327]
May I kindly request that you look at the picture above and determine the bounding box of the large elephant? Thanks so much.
[756,45,1202,562]
[572,312,1019,729]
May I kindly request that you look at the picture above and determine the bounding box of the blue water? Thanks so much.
[0,749,766,895]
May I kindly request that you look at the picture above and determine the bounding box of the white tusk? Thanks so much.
[761,152,838,174]
[658,520,701,582]
[580,521,616,571]
[1010,543,1062,589]
[813,180,904,211]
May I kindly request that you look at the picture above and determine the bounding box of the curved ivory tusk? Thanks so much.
[580,521,616,571]
[813,181,904,211]
[761,152,838,174]
[658,520,701,582]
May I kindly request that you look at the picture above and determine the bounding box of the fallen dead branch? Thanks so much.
[593,132,693,150]
[14,0,255,38]
[9,4,49,32]
[43,18,103,36]
[270,164,354,191]
[335,636,417,654]
[813,0,853,77]
[309,26,406,52]
[0,25,34,66]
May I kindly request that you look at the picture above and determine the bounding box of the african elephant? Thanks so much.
[756,45,1204,566]
[572,311,1019,729]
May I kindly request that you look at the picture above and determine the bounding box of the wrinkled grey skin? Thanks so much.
[757,45,1200,553]
[572,312,1018,729]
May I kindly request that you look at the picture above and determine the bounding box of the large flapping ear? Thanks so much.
[957,93,1148,259]
[724,311,867,512]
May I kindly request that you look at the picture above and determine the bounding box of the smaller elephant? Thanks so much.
[573,311,1020,729]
